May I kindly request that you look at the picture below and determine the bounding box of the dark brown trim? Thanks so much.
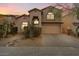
[73,22,79,26]
[0,14,16,17]
[42,21,63,24]
[16,14,29,20]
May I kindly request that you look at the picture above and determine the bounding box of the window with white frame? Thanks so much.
[47,12,54,20]
[21,22,28,30]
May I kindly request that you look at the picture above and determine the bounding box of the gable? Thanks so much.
[28,8,41,13]
[42,6,62,12]
[16,14,29,20]
[42,6,62,21]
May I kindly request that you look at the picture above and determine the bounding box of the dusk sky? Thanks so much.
[0,3,74,15]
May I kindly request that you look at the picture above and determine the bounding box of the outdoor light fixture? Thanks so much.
[47,12,54,20]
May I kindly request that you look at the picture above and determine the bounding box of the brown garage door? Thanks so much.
[42,24,61,34]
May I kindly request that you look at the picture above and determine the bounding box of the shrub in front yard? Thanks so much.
[32,27,41,37]
[10,27,18,35]
[23,27,29,38]
[23,25,41,38]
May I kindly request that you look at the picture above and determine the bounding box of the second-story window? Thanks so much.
[47,12,54,20]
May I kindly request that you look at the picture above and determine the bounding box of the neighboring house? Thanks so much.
[0,15,16,34]
[62,11,76,34]
[73,7,79,36]
[0,15,16,25]
[0,15,6,24]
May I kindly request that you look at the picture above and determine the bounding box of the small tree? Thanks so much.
[23,24,34,38]
[2,20,10,37]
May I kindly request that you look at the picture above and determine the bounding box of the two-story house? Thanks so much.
[15,6,63,34]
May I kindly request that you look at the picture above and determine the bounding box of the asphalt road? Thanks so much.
[0,47,79,56]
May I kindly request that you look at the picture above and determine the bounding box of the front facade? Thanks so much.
[15,6,63,34]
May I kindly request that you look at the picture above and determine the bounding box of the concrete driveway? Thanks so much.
[10,34,79,47]
[0,34,79,55]
[0,34,79,47]
[41,34,79,47]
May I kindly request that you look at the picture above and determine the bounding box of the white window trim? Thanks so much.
[47,12,54,20]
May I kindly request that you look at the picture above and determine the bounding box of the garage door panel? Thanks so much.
[42,24,61,34]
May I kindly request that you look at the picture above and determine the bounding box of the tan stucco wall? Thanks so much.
[61,12,76,33]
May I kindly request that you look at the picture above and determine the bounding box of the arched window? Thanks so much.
[47,12,54,20]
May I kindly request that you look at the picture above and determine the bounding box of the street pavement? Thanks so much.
[0,34,79,55]
[0,47,79,56]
